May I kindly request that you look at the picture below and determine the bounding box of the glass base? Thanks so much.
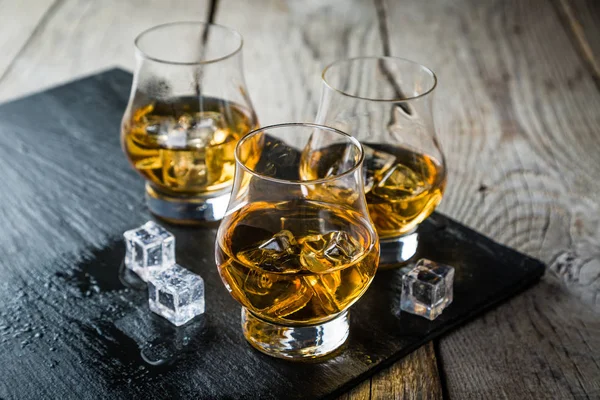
[145,183,230,224]
[241,308,349,360]
[378,229,419,269]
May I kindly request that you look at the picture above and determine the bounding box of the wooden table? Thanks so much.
[1,0,599,398]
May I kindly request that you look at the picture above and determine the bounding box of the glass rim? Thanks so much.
[134,21,243,66]
[235,123,365,185]
[322,56,438,102]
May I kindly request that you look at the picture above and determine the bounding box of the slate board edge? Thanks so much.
[326,259,546,400]
[0,66,130,108]
[0,68,548,399]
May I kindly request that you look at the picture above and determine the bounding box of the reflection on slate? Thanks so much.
[0,69,545,400]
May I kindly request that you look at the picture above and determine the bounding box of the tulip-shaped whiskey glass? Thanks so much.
[121,21,258,224]
[216,123,379,359]
[315,57,446,267]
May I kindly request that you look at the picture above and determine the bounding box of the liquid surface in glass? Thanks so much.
[216,200,379,326]
[122,96,256,195]
[363,143,446,238]
[300,142,446,239]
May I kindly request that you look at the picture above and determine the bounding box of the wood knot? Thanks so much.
[513,25,522,35]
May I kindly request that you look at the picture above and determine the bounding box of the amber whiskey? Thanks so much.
[122,97,256,195]
[216,200,379,326]
[299,142,445,238]
[364,144,446,238]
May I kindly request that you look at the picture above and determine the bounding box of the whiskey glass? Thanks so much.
[121,22,258,224]
[314,57,446,267]
[216,123,379,359]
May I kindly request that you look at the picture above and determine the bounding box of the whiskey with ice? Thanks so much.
[122,97,256,196]
[216,200,379,326]
[363,144,446,238]
[300,142,446,239]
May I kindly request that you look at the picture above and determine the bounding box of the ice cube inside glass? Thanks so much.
[362,144,397,193]
[123,221,175,281]
[401,259,454,320]
[147,264,205,326]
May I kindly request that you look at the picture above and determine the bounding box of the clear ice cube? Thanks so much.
[243,269,273,296]
[303,271,342,314]
[299,231,360,273]
[162,149,208,190]
[372,163,427,198]
[400,259,454,320]
[145,115,176,137]
[188,111,228,147]
[324,145,357,178]
[161,123,188,149]
[147,264,205,326]
[123,221,175,281]
[158,111,227,149]
[237,230,302,273]
[260,278,312,318]
[259,230,295,252]
[220,260,313,318]
[363,144,397,193]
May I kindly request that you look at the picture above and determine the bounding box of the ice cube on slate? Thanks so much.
[123,221,175,281]
[147,264,205,326]
[401,259,454,320]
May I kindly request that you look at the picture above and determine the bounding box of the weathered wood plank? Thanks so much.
[441,280,600,399]
[0,0,55,83]
[370,343,443,400]
[556,0,600,86]
[0,0,210,103]
[338,379,371,400]
[383,0,600,397]
[385,0,600,308]
[340,344,445,400]
[215,0,382,125]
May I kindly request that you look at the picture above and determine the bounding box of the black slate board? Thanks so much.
[0,69,545,400]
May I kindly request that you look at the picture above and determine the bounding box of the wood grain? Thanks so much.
[337,379,371,400]
[339,344,443,400]
[556,0,600,87]
[370,343,443,400]
[0,0,55,82]
[215,0,381,125]
[382,0,600,397]
[440,278,600,399]
[0,0,210,103]
[384,0,600,308]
